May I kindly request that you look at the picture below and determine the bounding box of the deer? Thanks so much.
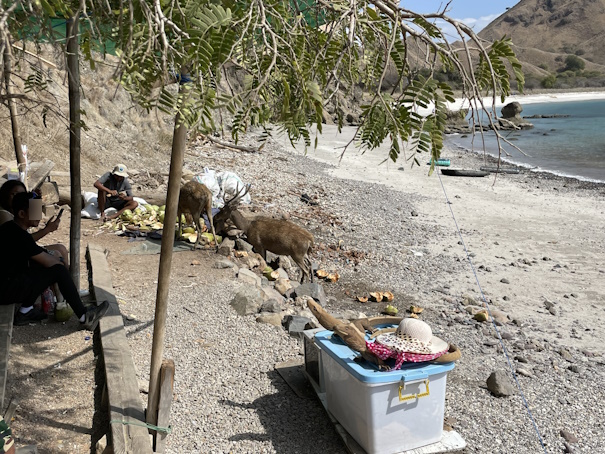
[178,180,218,251]
[215,185,315,283]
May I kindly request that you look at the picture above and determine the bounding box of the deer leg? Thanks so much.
[305,256,314,283]
[192,212,202,250]
[207,209,219,252]
[292,255,309,283]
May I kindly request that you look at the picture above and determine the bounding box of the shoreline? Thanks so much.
[446,137,605,187]
[448,89,605,110]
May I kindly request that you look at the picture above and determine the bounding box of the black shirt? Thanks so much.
[97,172,133,203]
[0,221,44,284]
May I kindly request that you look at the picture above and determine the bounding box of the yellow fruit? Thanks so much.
[183,227,196,234]
[382,305,398,316]
[474,310,489,322]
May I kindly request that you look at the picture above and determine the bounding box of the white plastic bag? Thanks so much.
[193,167,223,208]
[216,171,250,205]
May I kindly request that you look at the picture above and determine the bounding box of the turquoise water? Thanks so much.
[446,99,605,182]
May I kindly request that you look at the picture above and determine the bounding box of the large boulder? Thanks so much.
[499,102,533,130]
[294,282,327,307]
[230,286,263,315]
[501,102,523,119]
[486,370,515,397]
[444,109,472,134]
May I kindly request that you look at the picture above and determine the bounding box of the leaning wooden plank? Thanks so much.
[86,243,153,454]
[0,304,14,410]
[26,159,54,190]
[154,359,175,453]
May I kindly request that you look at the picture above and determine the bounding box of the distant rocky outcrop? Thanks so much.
[498,102,534,130]
[444,109,472,134]
[523,114,570,119]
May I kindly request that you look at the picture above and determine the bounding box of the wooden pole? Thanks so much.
[2,34,26,175]
[147,105,187,426]
[66,17,82,289]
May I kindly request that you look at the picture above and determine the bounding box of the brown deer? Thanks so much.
[178,180,218,251]
[216,185,314,283]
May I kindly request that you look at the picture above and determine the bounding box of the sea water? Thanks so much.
[446,99,605,182]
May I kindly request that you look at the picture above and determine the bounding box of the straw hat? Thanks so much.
[112,164,129,178]
[376,318,448,354]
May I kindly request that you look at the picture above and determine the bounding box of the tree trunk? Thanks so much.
[147,105,187,428]
[2,35,26,179]
[66,17,81,290]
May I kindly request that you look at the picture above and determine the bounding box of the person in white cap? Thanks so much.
[94,164,138,220]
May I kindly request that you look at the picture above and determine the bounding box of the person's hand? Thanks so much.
[118,192,128,200]
[45,216,61,233]
[109,189,118,196]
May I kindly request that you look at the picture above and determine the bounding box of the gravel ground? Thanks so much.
[109,132,605,454]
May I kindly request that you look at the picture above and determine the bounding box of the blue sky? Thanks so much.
[403,1,519,39]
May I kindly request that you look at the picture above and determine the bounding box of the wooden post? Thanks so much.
[154,359,175,453]
[146,106,187,427]
[2,35,26,176]
[66,17,82,290]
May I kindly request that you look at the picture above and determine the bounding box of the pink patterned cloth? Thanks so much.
[366,340,448,370]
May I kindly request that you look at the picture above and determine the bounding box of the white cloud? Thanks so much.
[430,13,501,42]
[458,13,501,31]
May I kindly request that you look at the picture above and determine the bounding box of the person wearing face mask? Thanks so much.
[0,191,109,328]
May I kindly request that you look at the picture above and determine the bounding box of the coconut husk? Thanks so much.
[433,344,461,363]
[315,269,329,278]
[357,296,369,303]
[383,291,394,302]
[370,292,384,302]
[325,272,340,283]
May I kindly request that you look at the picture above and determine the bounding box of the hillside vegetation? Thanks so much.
[478,0,605,89]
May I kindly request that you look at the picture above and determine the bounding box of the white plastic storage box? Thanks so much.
[314,330,455,454]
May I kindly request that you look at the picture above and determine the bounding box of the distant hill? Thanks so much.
[478,0,605,87]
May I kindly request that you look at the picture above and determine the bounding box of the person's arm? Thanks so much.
[31,250,63,268]
[118,179,135,201]
[94,173,118,197]
[31,213,62,241]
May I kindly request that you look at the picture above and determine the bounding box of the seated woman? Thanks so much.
[0,191,108,328]
[0,180,67,265]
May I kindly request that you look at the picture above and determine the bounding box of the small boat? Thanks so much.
[479,166,521,174]
[441,169,489,177]
[427,159,451,167]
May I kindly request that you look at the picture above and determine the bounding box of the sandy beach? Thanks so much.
[447,90,605,111]
[283,124,605,353]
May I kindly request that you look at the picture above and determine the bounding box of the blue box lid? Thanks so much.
[314,330,455,384]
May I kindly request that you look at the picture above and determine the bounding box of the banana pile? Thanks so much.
[104,204,166,233]
[102,205,223,246]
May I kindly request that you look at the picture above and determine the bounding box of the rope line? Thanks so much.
[109,419,172,434]
[436,170,548,454]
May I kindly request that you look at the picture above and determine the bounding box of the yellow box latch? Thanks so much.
[398,379,430,402]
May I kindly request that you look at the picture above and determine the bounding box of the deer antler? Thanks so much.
[223,183,251,209]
